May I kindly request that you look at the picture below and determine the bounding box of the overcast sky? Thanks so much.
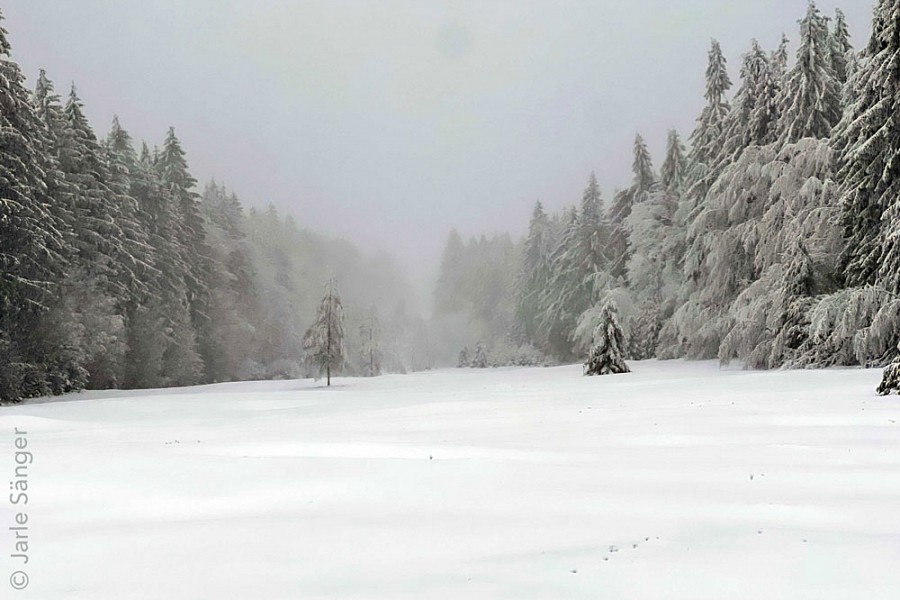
[4,1,873,282]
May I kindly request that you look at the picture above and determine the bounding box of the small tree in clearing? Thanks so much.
[303,277,345,386]
[458,346,470,368]
[472,343,488,368]
[584,300,630,376]
[878,353,900,396]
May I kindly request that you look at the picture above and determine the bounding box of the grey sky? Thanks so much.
[5,1,873,283]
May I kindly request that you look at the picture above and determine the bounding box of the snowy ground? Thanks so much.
[1,361,899,599]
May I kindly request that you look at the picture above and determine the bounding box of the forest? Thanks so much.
[4,1,900,402]
[435,2,900,394]
[0,9,430,403]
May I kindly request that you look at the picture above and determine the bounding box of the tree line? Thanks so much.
[0,10,427,403]
[436,1,900,391]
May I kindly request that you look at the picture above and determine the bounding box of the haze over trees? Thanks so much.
[434,1,900,391]
[6,1,900,401]
[0,9,426,403]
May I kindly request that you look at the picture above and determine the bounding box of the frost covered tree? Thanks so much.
[772,33,791,79]
[776,2,842,144]
[839,0,900,294]
[719,40,780,166]
[829,8,854,87]
[608,135,656,279]
[515,202,552,346]
[660,130,688,195]
[471,343,488,368]
[690,40,732,170]
[457,346,470,368]
[540,208,583,358]
[303,278,345,385]
[627,138,681,358]
[539,174,612,360]
[0,12,69,401]
[584,300,630,376]
[357,307,382,377]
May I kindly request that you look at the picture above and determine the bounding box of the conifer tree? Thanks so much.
[660,130,688,194]
[839,0,900,290]
[358,307,382,377]
[457,346,470,368]
[0,11,68,400]
[584,300,630,376]
[472,343,488,368]
[776,2,842,144]
[720,40,780,164]
[540,208,583,358]
[829,8,854,87]
[515,202,552,345]
[689,39,733,169]
[303,278,345,385]
[772,34,790,79]
[608,135,656,279]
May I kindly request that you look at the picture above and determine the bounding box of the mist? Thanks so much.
[4,0,871,287]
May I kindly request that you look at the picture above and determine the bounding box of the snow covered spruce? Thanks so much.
[302,278,346,386]
[584,300,630,376]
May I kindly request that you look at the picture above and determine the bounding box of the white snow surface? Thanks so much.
[2,361,899,599]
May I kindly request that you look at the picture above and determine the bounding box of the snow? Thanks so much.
[2,361,899,599]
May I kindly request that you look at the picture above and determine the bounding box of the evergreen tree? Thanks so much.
[660,130,688,194]
[608,135,656,279]
[471,343,488,368]
[720,40,780,164]
[584,300,630,376]
[515,202,552,345]
[540,208,583,358]
[839,0,900,290]
[772,33,791,79]
[776,2,842,144]
[303,278,345,385]
[457,346,470,368]
[689,39,733,169]
[0,11,68,401]
[830,8,854,86]
[435,229,468,315]
[357,307,382,377]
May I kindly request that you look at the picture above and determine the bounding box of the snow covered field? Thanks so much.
[2,361,899,599]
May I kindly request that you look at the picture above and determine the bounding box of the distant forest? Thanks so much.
[434,1,900,393]
[0,10,429,403]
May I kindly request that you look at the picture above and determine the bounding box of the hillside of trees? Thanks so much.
[0,10,427,403]
[436,1,900,389]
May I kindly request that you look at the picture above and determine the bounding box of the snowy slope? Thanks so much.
[1,361,899,599]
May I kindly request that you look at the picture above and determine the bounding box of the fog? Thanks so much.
[4,0,871,288]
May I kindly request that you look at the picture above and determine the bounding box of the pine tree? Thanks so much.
[357,307,382,377]
[157,127,213,381]
[540,208,583,358]
[472,343,488,368]
[772,33,790,79]
[435,229,467,315]
[303,278,345,385]
[776,2,842,144]
[457,346,470,368]
[690,39,733,169]
[608,135,656,279]
[515,202,552,345]
[0,12,75,401]
[584,299,630,376]
[839,0,900,290]
[829,8,854,87]
[660,130,688,194]
[719,40,780,165]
